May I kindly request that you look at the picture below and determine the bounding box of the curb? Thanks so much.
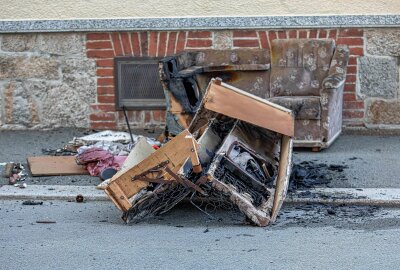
[0,185,108,202]
[1,185,400,207]
[286,188,400,207]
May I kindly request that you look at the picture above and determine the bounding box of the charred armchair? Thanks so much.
[268,39,349,150]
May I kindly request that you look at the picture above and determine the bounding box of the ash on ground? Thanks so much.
[289,161,349,191]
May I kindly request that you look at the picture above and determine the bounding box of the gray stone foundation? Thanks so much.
[364,29,400,128]
[0,33,96,129]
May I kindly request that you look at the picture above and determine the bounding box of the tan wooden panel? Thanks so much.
[105,129,200,211]
[27,156,88,176]
[271,135,293,221]
[204,81,295,137]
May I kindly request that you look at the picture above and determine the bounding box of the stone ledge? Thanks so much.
[366,99,400,125]
[0,15,400,33]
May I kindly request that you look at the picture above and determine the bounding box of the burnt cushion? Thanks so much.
[270,39,335,96]
[268,96,321,120]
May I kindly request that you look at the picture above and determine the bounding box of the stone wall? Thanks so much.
[1,28,400,130]
[362,29,400,127]
[0,33,96,129]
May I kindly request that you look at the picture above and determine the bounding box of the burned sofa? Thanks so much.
[159,50,270,136]
[98,79,294,227]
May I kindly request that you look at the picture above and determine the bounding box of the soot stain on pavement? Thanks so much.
[273,203,388,230]
[289,161,349,191]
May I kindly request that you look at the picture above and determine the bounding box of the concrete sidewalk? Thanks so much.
[0,128,399,206]
[1,185,400,207]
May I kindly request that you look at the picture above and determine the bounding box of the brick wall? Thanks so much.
[86,28,366,130]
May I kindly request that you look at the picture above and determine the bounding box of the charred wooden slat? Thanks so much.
[100,130,201,212]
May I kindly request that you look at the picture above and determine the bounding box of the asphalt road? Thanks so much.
[1,200,400,270]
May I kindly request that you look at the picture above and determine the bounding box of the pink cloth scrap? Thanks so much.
[76,147,127,177]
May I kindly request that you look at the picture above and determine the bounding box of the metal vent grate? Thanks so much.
[115,57,166,110]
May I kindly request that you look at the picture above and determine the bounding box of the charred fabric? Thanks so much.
[99,51,295,227]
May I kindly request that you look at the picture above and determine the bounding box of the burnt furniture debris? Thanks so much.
[99,79,294,226]
[159,41,349,150]
[159,49,270,136]
[269,39,349,150]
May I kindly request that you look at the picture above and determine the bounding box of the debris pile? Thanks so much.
[26,131,160,179]
[3,162,27,188]
[98,79,295,226]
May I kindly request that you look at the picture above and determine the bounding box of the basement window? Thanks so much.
[115,56,166,110]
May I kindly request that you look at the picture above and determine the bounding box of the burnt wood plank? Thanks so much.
[203,80,295,137]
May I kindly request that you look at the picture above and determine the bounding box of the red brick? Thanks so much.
[144,111,151,123]
[97,95,115,103]
[299,30,308,39]
[276,30,287,39]
[125,111,136,120]
[135,111,144,121]
[90,112,116,121]
[337,37,364,46]
[87,50,114,58]
[346,74,357,83]
[97,86,115,95]
[188,31,212,38]
[339,28,363,37]
[186,39,212,48]
[258,31,269,49]
[167,32,177,55]
[140,32,148,56]
[268,31,277,41]
[349,47,364,56]
[152,110,166,122]
[158,32,168,57]
[118,111,130,121]
[233,30,257,38]
[346,66,357,74]
[343,93,357,101]
[344,83,356,92]
[160,111,166,121]
[90,104,116,112]
[288,30,297,38]
[343,110,364,119]
[328,29,337,39]
[318,30,327,38]
[96,68,114,77]
[111,33,123,56]
[233,39,259,48]
[90,122,117,130]
[97,77,115,86]
[175,31,186,53]
[96,59,114,67]
[309,29,318,38]
[130,32,141,56]
[348,57,358,65]
[148,32,158,57]
[87,33,110,41]
[86,41,112,50]
[120,32,133,55]
[344,101,364,110]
